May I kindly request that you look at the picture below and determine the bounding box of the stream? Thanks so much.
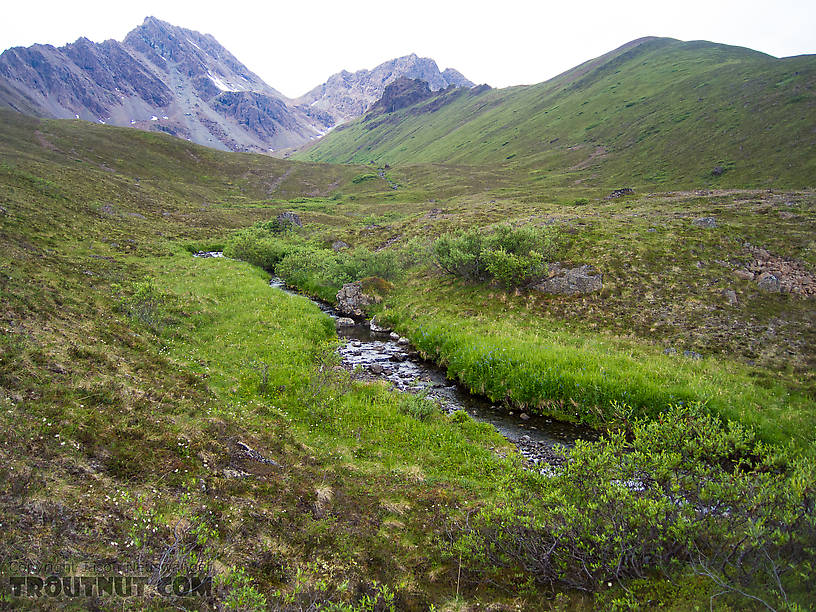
[196,252,594,466]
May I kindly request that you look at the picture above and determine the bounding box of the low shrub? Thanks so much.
[456,403,816,608]
[432,224,566,287]
[483,247,546,288]
[352,173,378,184]
[223,228,301,271]
[275,247,402,303]
[114,279,177,333]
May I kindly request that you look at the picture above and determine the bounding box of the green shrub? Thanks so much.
[352,173,378,184]
[433,229,485,281]
[223,228,301,271]
[457,403,816,608]
[398,236,434,269]
[114,279,176,333]
[275,248,350,302]
[432,224,565,287]
[483,247,546,288]
[276,247,403,302]
[401,393,438,421]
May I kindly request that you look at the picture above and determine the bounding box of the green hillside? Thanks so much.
[1,99,815,610]
[298,37,816,189]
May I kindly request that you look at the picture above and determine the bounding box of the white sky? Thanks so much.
[1,0,814,99]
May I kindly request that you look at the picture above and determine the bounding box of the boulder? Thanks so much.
[692,217,717,228]
[275,211,302,229]
[370,320,391,333]
[336,282,375,317]
[332,240,350,251]
[757,273,781,293]
[534,264,602,296]
[734,270,754,281]
[335,317,356,327]
[607,188,634,199]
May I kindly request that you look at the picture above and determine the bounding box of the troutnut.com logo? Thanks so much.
[7,575,212,598]
[2,559,212,598]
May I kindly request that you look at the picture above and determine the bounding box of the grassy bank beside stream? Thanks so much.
[380,278,815,450]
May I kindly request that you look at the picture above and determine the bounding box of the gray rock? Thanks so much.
[734,270,754,281]
[369,321,391,333]
[332,240,350,251]
[534,264,602,296]
[397,337,410,346]
[723,289,738,306]
[389,332,401,341]
[692,217,717,228]
[370,364,384,375]
[607,188,634,199]
[335,317,356,327]
[757,273,781,293]
[276,211,302,228]
[712,166,724,176]
[336,282,375,317]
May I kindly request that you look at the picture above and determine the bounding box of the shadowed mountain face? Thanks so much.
[295,53,474,125]
[0,19,474,154]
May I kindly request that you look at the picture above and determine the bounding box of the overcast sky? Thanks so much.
[2,0,814,98]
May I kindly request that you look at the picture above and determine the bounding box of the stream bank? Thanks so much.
[195,252,594,465]
[268,276,595,466]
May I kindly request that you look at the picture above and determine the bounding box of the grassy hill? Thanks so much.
[297,37,816,189]
[1,107,815,609]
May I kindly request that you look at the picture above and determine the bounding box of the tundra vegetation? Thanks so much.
[0,106,814,612]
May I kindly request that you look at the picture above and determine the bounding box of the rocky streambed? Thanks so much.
[268,276,594,466]
[195,253,594,466]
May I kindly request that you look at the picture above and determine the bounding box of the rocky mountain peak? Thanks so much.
[366,77,433,116]
[296,53,473,125]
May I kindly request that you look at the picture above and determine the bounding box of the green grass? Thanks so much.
[153,254,512,486]
[298,37,816,190]
[382,278,815,449]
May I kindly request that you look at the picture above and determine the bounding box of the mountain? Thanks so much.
[0,20,473,154]
[297,37,816,188]
[294,53,474,125]
[0,17,332,152]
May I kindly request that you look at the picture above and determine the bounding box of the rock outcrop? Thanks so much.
[336,282,376,318]
[366,77,433,116]
[295,53,473,125]
[534,264,603,295]
[606,188,635,199]
[275,211,302,229]
[692,217,717,228]
[734,246,815,297]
